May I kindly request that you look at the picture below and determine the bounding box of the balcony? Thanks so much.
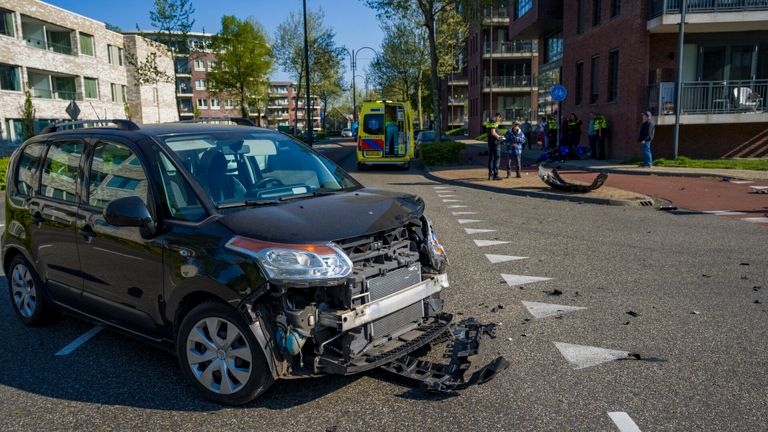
[28,71,77,101]
[21,16,74,55]
[175,60,191,75]
[647,80,768,124]
[178,99,194,116]
[483,40,538,59]
[482,109,534,124]
[448,96,467,105]
[176,79,193,96]
[447,75,468,86]
[483,7,510,25]
[483,75,536,92]
[648,0,768,32]
[447,117,467,126]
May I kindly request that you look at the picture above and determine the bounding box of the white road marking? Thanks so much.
[751,185,768,193]
[55,326,104,356]
[501,274,552,286]
[433,186,451,189]
[438,194,457,198]
[522,301,586,319]
[485,254,527,264]
[474,240,511,247]
[452,212,478,215]
[448,205,469,208]
[702,210,747,216]
[742,217,768,223]
[457,219,483,224]
[729,180,754,184]
[608,412,643,432]
[554,342,629,370]
[465,228,496,234]
[442,199,462,202]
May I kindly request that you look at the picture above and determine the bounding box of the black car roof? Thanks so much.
[38,122,278,141]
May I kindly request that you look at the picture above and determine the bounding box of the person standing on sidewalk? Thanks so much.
[593,113,608,160]
[487,113,503,180]
[588,112,598,158]
[504,122,526,178]
[637,111,655,167]
[566,113,583,158]
[521,118,533,150]
[547,114,559,149]
[538,116,547,149]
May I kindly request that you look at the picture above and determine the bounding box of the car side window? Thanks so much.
[15,142,46,197]
[40,141,84,203]
[88,141,149,209]
[156,152,207,222]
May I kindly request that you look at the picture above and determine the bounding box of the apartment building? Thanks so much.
[510,0,768,159]
[441,4,539,137]
[0,0,177,151]
[132,31,321,131]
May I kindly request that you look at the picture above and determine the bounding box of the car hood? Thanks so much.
[217,188,425,243]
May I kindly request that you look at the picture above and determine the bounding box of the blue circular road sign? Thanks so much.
[551,85,567,102]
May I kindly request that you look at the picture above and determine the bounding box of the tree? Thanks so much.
[125,49,174,122]
[274,8,345,132]
[20,89,36,140]
[206,16,273,120]
[364,0,497,133]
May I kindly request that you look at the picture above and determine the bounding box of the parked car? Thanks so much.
[416,130,451,148]
[3,119,449,405]
[340,128,353,137]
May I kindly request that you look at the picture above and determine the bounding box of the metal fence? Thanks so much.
[483,75,536,89]
[650,0,768,18]
[647,80,768,115]
[483,40,538,55]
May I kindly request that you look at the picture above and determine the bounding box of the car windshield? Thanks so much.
[161,130,361,208]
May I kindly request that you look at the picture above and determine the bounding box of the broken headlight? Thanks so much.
[226,236,353,284]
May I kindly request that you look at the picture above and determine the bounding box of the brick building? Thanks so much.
[0,0,178,152]
[441,4,539,137]
[509,0,768,159]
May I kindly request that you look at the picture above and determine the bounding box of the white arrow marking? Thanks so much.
[452,212,478,215]
[608,412,643,432]
[501,274,551,286]
[448,205,468,208]
[474,240,510,247]
[55,326,104,356]
[457,219,483,224]
[485,254,527,264]
[554,342,629,370]
[465,228,496,234]
[442,199,462,202]
[522,301,586,319]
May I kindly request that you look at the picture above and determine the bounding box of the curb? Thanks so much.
[543,160,761,182]
[419,162,655,207]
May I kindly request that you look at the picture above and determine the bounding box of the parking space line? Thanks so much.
[55,326,104,356]
[452,212,478,215]
[608,412,642,432]
[448,205,469,208]
[442,199,462,203]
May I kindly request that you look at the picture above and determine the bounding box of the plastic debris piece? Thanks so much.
[626,311,640,317]
[537,165,608,193]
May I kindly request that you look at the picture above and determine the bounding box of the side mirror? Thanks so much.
[104,196,156,234]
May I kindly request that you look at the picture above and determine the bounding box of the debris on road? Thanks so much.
[659,206,678,211]
[754,286,762,292]
[740,263,750,266]
[538,165,608,193]
[547,289,563,296]
[691,310,701,315]
[626,311,640,317]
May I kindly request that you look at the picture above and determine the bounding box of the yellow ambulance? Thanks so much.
[356,100,415,169]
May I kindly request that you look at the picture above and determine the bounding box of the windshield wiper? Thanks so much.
[278,190,341,201]
[216,200,280,209]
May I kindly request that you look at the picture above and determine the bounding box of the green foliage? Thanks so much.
[207,16,274,118]
[0,157,9,190]
[105,22,122,33]
[418,141,465,166]
[474,129,507,141]
[148,0,195,47]
[446,127,465,136]
[20,90,35,141]
[193,105,200,119]
[652,157,768,171]
[123,101,132,120]
[369,19,427,102]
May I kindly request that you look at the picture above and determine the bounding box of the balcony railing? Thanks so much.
[29,88,76,100]
[448,96,467,104]
[482,109,534,123]
[24,35,74,55]
[647,80,768,115]
[483,7,510,22]
[483,75,536,89]
[483,40,538,55]
[649,0,768,18]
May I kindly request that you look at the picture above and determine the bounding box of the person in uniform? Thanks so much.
[487,113,503,181]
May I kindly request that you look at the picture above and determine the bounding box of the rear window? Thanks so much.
[363,114,384,135]
[40,140,84,203]
[15,142,46,197]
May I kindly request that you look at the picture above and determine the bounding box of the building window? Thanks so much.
[516,0,533,19]
[224,99,234,108]
[577,0,584,34]
[0,63,21,91]
[152,87,158,104]
[611,0,621,17]
[121,85,127,103]
[83,77,98,99]
[211,98,220,109]
[79,33,94,56]
[593,0,602,26]
[108,45,123,66]
[195,79,206,90]
[0,8,15,37]
[196,98,207,108]
[590,56,600,104]
[111,83,125,103]
[208,60,216,70]
[608,50,619,102]
[545,35,563,64]
[194,59,205,70]
[575,61,584,106]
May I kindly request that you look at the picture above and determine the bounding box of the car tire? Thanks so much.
[177,300,274,405]
[7,255,52,326]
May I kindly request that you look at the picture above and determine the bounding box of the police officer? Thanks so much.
[486,113,503,181]
[547,114,559,150]
[593,113,608,160]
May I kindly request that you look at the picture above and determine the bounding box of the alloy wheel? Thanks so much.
[186,317,253,395]
[11,264,37,318]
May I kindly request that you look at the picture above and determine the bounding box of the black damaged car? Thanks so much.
[3,119,451,405]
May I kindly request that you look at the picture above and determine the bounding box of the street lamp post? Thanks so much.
[673,0,687,159]
[342,46,379,122]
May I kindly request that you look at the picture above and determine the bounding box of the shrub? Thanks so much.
[446,127,465,136]
[0,157,10,191]
[418,141,466,166]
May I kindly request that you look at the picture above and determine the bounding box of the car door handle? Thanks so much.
[79,225,95,243]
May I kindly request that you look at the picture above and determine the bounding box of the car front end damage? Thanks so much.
[234,216,507,392]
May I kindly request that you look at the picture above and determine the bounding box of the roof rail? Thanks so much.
[41,119,140,134]
[177,117,256,126]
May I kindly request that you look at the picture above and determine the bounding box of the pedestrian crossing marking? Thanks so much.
[442,199,462,203]
[554,342,629,370]
[452,212,479,215]
[457,219,483,224]
[485,254,527,264]
[500,274,551,286]
[465,228,496,234]
[473,240,510,247]
[448,205,468,208]
[522,301,586,319]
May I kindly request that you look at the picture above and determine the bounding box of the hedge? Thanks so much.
[0,157,9,191]
[418,141,466,166]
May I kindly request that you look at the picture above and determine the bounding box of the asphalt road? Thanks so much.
[0,141,765,431]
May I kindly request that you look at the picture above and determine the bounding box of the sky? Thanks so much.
[44,0,384,83]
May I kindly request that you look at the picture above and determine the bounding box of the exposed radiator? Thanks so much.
[367,264,424,338]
